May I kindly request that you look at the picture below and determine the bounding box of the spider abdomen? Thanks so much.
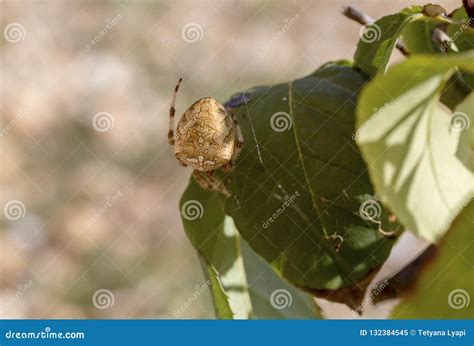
[174,97,236,171]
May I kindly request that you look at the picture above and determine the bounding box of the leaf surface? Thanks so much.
[354,6,422,76]
[180,180,320,318]
[224,61,401,308]
[393,201,474,318]
[356,53,474,242]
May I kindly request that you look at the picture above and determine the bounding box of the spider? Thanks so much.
[168,78,245,195]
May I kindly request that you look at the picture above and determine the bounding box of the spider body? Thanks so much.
[175,97,235,171]
[168,78,244,193]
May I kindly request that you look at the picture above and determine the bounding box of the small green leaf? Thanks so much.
[204,265,234,319]
[401,20,442,54]
[353,6,462,77]
[393,201,474,318]
[356,53,474,243]
[354,6,422,76]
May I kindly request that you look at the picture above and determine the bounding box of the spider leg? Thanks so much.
[192,170,212,190]
[221,161,233,172]
[207,171,231,197]
[230,111,244,160]
[168,78,183,146]
[192,170,231,197]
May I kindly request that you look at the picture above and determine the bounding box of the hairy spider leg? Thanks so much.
[168,77,183,145]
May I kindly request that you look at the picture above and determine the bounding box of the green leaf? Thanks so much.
[180,180,320,318]
[224,61,402,309]
[401,20,442,54]
[241,241,321,319]
[447,7,474,53]
[393,201,474,318]
[354,6,422,77]
[204,265,234,319]
[356,54,474,243]
[353,6,466,77]
[445,7,474,92]
[396,8,473,110]
[440,72,473,110]
[181,180,250,319]
[453,92,474,167]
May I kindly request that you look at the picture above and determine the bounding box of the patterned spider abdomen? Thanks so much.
[174,97,236,171]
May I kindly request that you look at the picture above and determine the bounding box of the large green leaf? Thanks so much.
[354,6,422,77]
[356,53,474,243]
[224,61,402,309]
[393,201,474,318]
[180,180,320,319]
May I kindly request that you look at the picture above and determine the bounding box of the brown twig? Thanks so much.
[342,6,410,56]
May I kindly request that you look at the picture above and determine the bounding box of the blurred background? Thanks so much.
[1,0,461,318]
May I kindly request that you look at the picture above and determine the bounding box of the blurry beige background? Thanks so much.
[1,0,460,319]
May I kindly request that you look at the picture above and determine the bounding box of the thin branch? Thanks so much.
[342,5,375,26]
[342,6,410,56]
